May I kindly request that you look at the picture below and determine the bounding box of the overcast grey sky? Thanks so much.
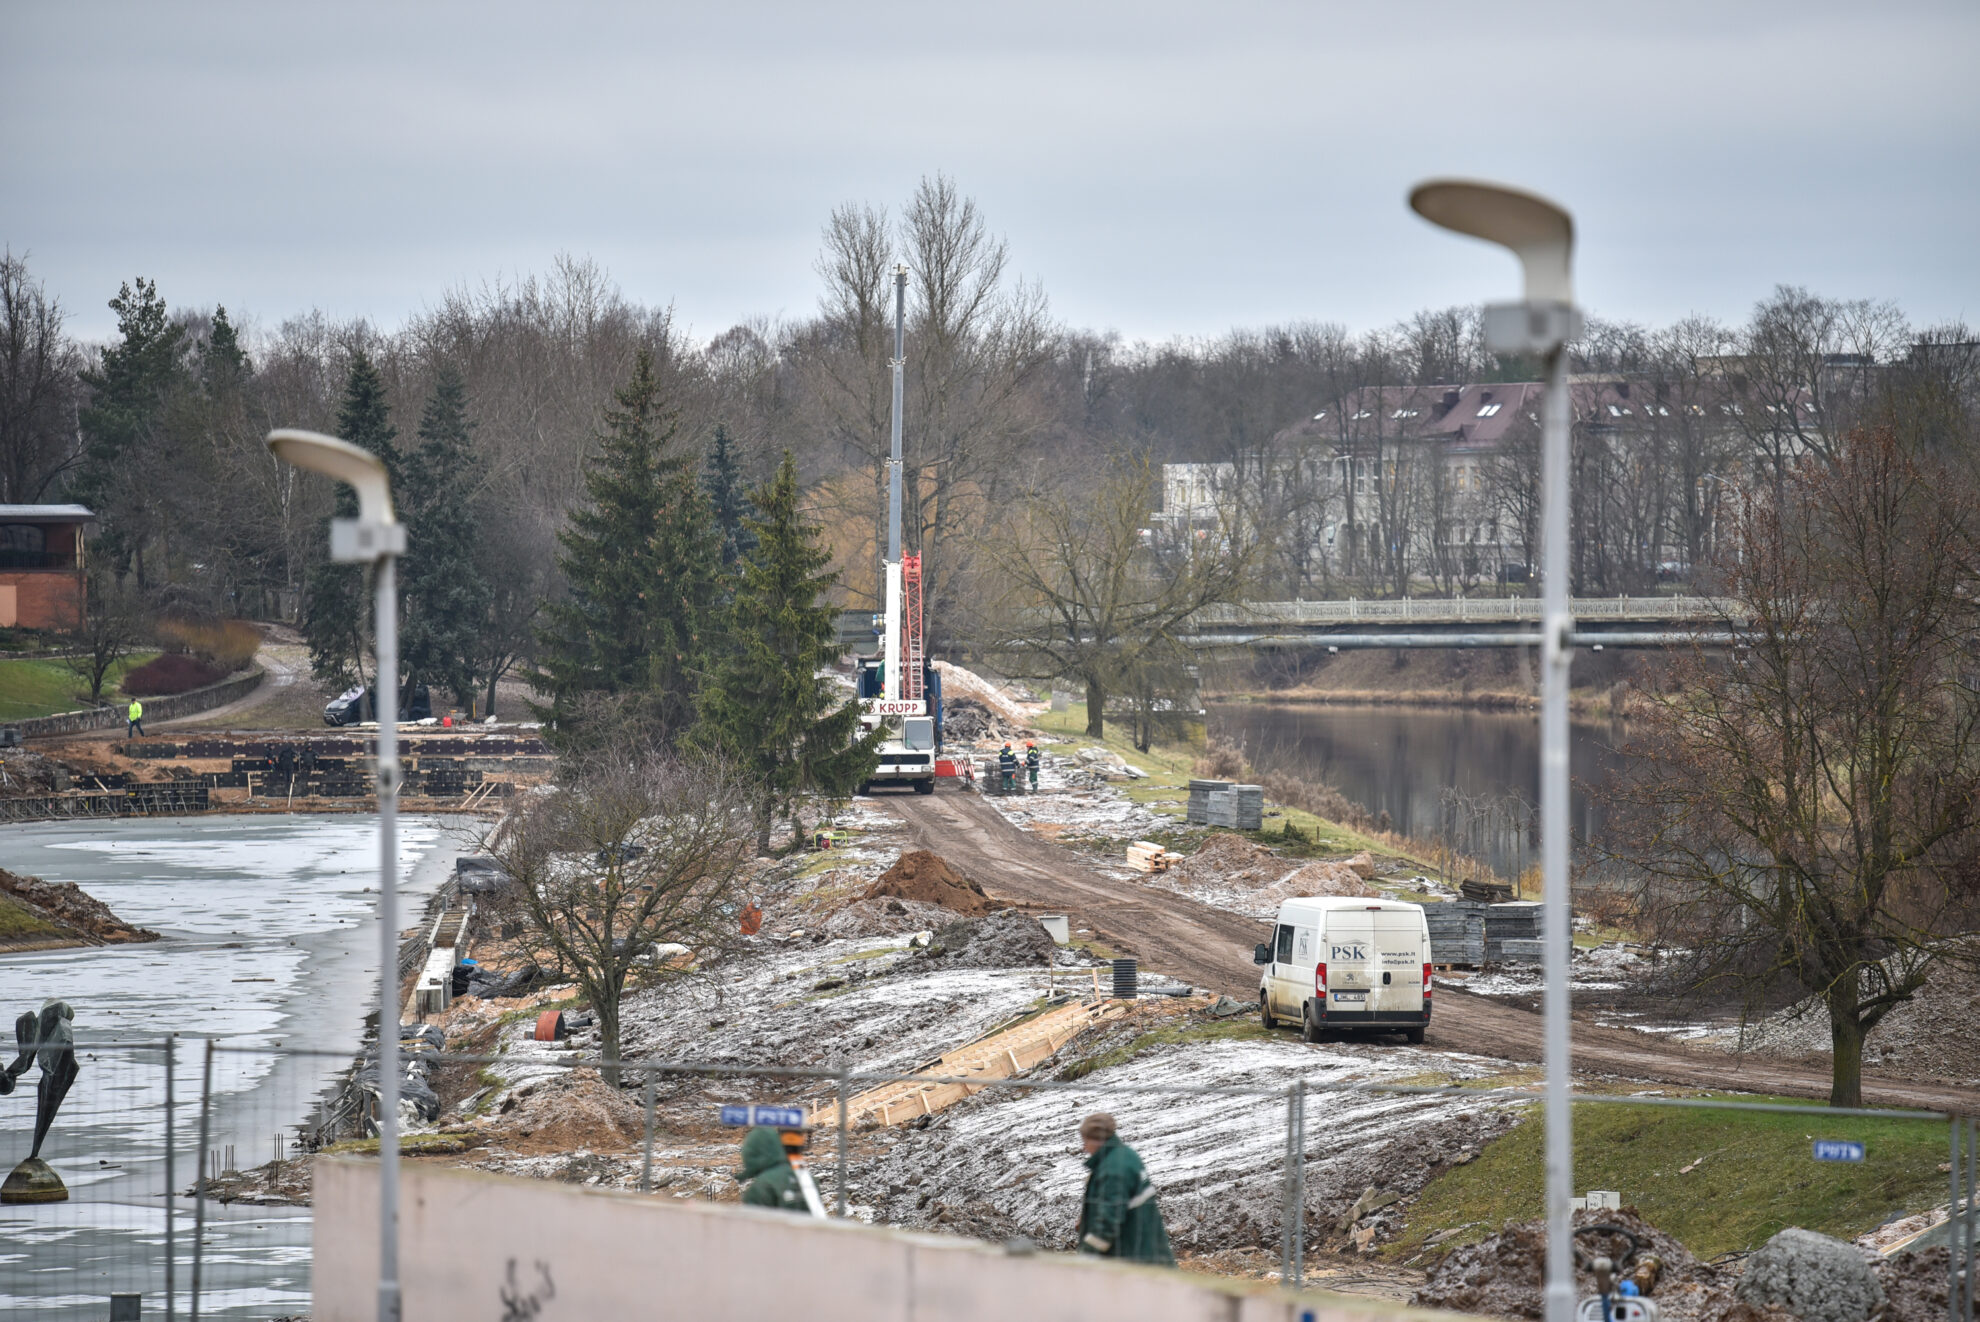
[7,1,1977,345]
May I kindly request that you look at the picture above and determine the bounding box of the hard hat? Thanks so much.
[1026,741,1035,747]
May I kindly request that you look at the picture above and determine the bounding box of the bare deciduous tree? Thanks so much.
[1599,428,1980,1106]
[0,251,83,504]
[489,747,756,1084]
[979,456,1254,739]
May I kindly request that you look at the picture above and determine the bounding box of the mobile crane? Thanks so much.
[854,265,945,794]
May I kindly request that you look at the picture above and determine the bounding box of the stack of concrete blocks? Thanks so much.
[1185,778,1231,824]
[1204,784,1264,830]
[1485,900,1546,963]
[1424,900,1487,966]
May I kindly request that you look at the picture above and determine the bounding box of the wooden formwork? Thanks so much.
[817,996,1126,1129]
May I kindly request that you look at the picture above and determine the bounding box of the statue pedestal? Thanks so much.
[1,1157,67,1204]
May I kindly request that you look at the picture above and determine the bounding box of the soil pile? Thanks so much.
[943,697,1032,746]
[1177,833,1296,890]
[0,747,70,797]
[1277,860,1379,900]
[1414,1208,1735,1321]
[931,911,1056,968]
[0,868,158,945]
[930,661,1047,726]
[822,896,957,938]
[1877,1246,1953,1322]
[490,1068,644,1152]
[864,851,995,916]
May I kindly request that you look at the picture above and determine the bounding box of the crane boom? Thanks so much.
[882,264,906,702]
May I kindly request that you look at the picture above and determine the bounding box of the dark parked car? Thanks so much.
[323,684,432,726]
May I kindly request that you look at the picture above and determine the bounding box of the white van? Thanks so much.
[1251,897,1431,1043]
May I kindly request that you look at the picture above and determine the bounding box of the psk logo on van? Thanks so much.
[1330,943,1368,961]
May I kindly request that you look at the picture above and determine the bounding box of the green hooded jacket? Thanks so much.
[736,1126,805,1212]
[1076,1135,1174,1265]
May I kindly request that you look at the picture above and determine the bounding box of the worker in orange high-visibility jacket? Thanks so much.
[1074,1113,1173,1266]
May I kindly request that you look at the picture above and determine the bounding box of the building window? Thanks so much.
[1476,402,1502,417]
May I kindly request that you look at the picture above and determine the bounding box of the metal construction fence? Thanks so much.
[3,1037,1973,1319]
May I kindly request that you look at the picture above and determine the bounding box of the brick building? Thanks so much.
[0,505,95,631]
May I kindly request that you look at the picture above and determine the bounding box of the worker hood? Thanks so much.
[737,1126,789,1181]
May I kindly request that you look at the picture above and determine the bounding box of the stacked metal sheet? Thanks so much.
[1424,900,1487,966]
[1186,778,1233,824]
[1204,785,1264,830]
[1484,901,1546,962]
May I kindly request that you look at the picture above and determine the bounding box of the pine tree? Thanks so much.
[399,368,492,709]
[694,451,882,850]
[201,305,250,389]
[702,424,756,571]
[531,349,724,746]
[302,351,400,688]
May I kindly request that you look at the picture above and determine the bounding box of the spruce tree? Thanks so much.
[201,305,250,389]
[302,351,400,688]
[76,278,188,575]
[399,368,492,709]
[694,451,882,850]
[531,349,724,746]
[702,424,756,571]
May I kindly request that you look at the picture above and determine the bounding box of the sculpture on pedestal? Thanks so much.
[1,1000,77,1204]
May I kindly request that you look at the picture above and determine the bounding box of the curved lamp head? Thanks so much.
[266,429,403,563]
[1409,179,1574,304]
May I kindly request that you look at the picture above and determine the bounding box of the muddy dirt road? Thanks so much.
[882,789,1973,1113]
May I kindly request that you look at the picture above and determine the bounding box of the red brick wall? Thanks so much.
[0,572,84,630]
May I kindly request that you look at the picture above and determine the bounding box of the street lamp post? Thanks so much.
[265,429,406,1322]
[1409,180,1580,1322]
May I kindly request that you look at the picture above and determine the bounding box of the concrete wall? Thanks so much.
[315,1160,1461,1322]
[13,666,263,738]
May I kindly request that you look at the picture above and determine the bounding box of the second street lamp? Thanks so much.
[1409,178,1581,1322]
[264,428,406,1322]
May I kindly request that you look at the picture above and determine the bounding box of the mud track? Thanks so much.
[881,789,1973,1113]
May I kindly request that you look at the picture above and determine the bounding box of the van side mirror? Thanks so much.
[1252,943,1272,966]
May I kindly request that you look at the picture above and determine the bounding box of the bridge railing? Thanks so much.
[1193,595,1744,627]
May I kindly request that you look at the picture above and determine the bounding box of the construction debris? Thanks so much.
[863,851,995,916]
[1414,1208,1726,1320]
[1127,840,1172,873]
[927,911,1056,969]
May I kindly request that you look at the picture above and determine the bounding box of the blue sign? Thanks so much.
[719,1104,808,1129]
[1813,1139,1865,1163]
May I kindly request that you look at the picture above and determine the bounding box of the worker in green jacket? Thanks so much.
[126,699,144,737]
[1075,1112,1174,1266]
[735,1125,805,1212]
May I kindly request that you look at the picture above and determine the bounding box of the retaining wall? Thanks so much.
[11,666,264,739]
[314,1159,1460,1322]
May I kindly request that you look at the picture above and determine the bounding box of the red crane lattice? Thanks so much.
[901,554,925,702]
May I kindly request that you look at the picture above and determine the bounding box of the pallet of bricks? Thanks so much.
[1424,901,1486,967]
[1185,779,1230,824]
[1485,900,1545,962]
[1204,784,1263,830]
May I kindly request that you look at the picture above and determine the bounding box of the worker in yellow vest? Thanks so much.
[126,699,144,737]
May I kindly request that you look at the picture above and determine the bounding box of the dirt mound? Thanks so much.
[931,910,1056,968]
[1415,1208,1731,1320]
[0,868,158,945]
[1178,833,1296,890]
[491,1067,644,1153]
[822,896,957,938]
[0,747,70,797]
[930,661,1047,726]
[942,697,1033,745]
[864,851,994,916]
[1877,1246,1953,1322]
[1276,860,1379,900]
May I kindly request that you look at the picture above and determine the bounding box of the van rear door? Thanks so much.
[1370,907,1425,1015]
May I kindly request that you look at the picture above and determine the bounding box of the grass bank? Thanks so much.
[1032,702,1426,865]
[0,654,158,721]
[1388,1092,1950,1262]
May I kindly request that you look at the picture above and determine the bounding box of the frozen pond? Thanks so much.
[0,813,465,1318]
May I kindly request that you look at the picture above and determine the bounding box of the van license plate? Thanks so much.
[1333,991,1366,1003]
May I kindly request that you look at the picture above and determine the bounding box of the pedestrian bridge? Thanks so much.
[1184,596,1742,650]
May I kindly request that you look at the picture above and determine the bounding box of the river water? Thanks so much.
[0,813,463,1318]
[1206,702,1626,879]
